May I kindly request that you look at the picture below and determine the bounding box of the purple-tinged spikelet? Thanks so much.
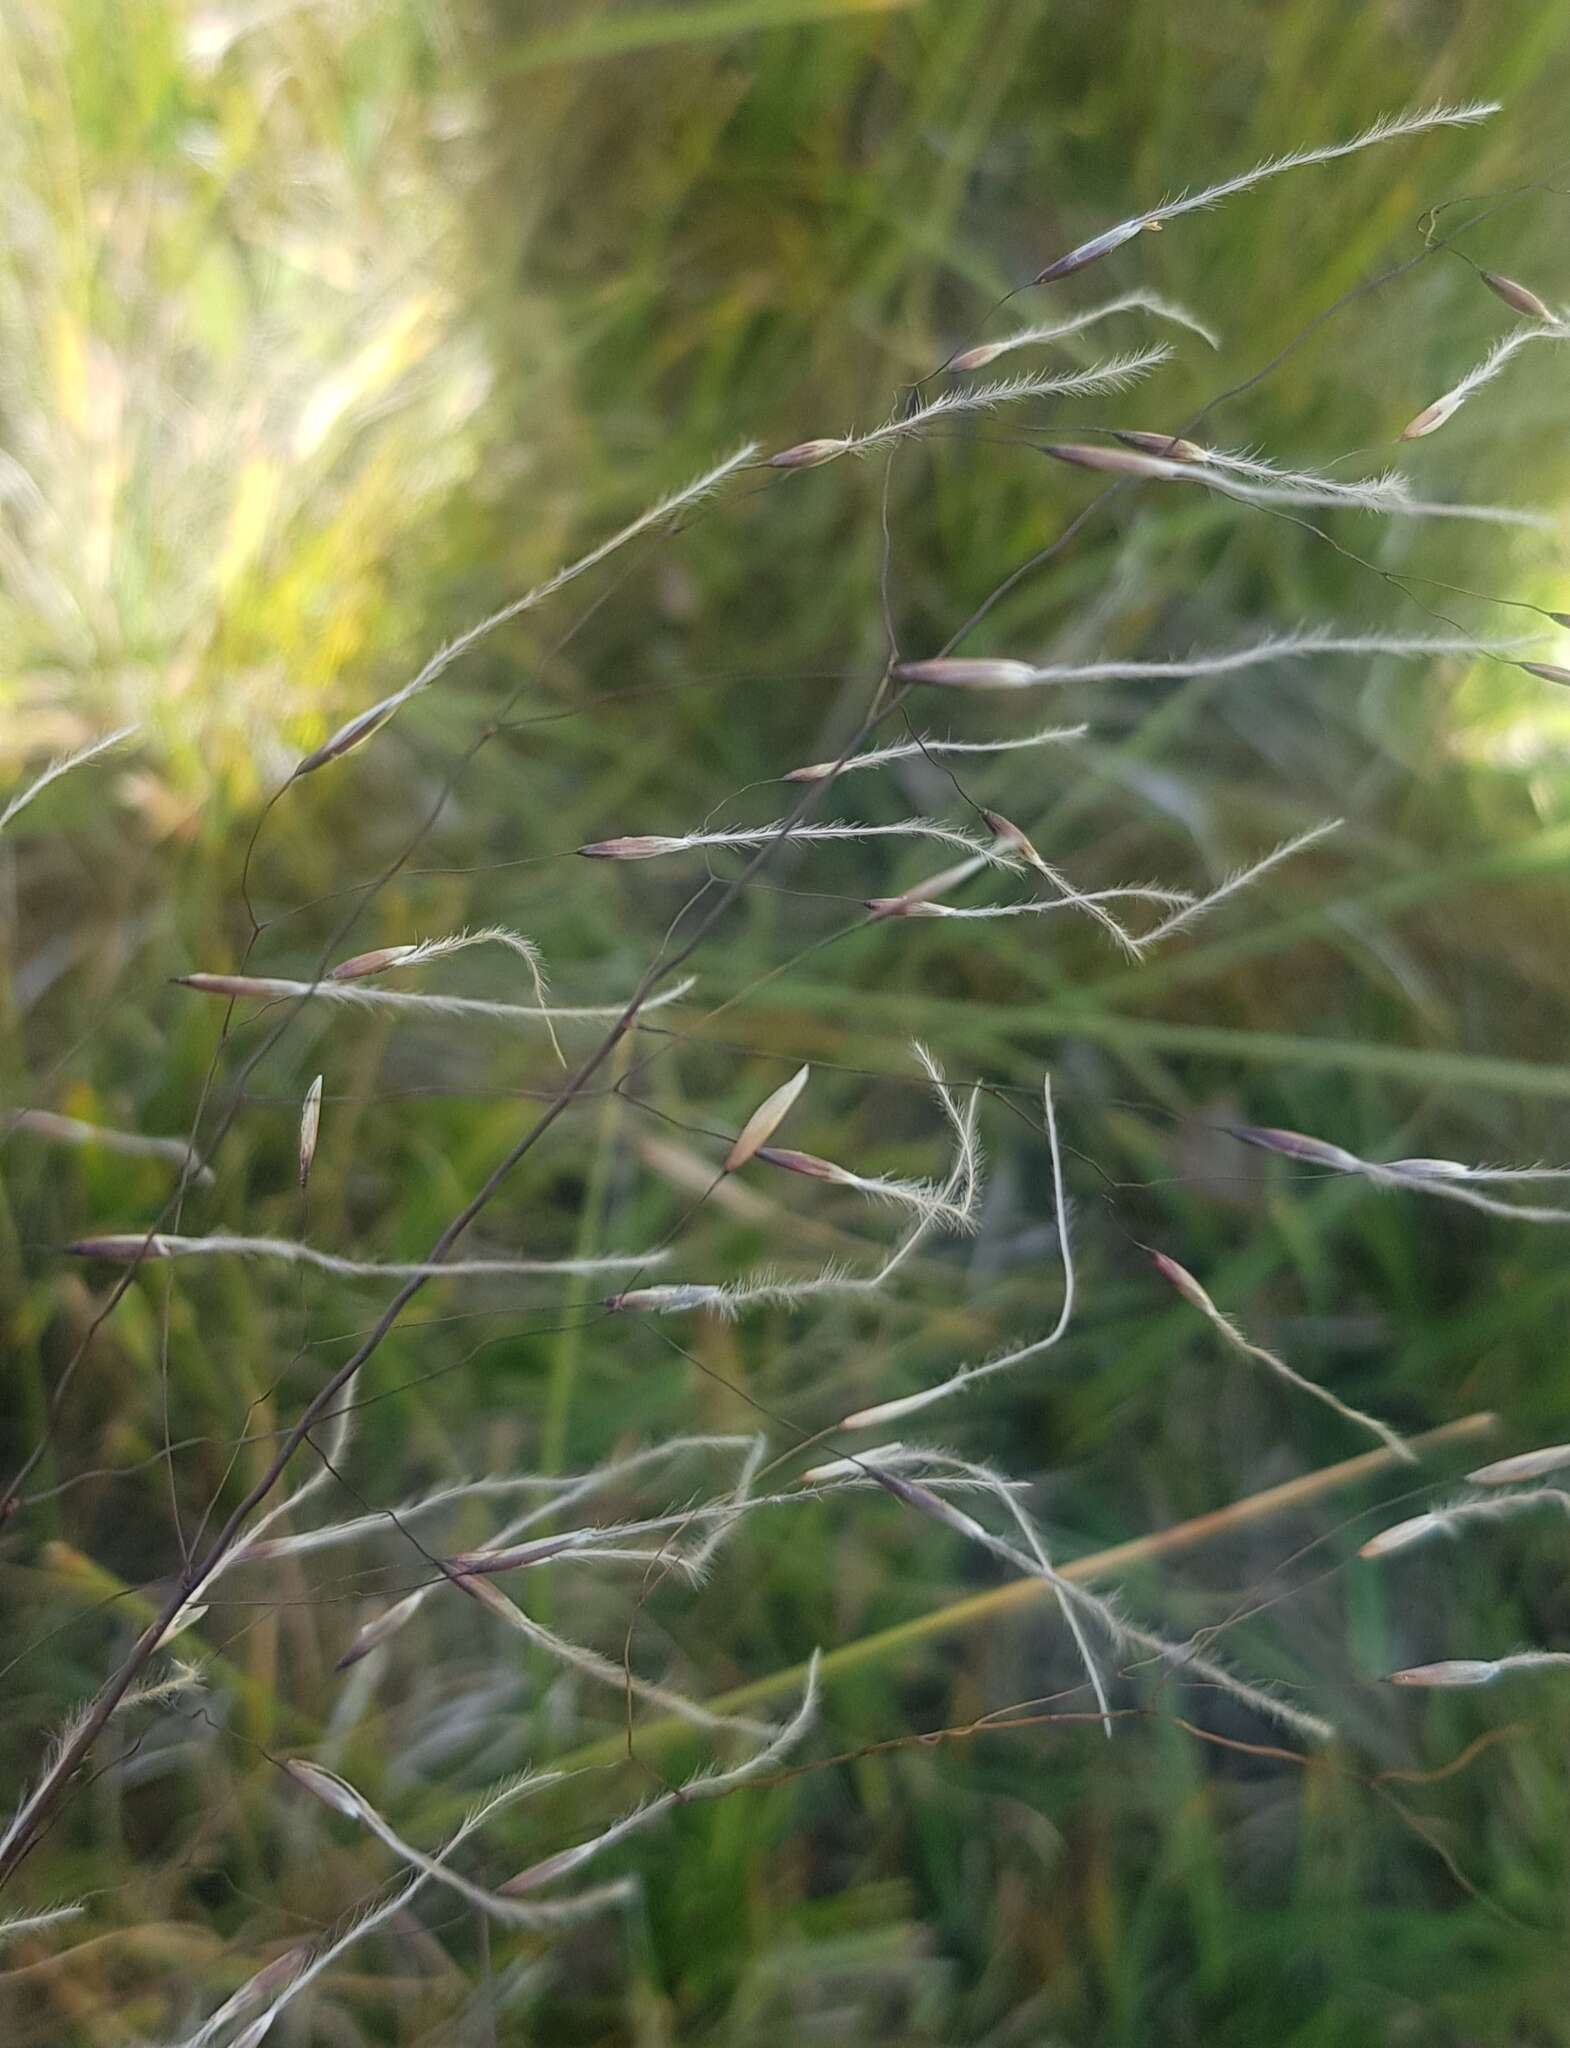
[754,1146,847,1184]
[293,699,401,778]
[1227,1125,1362,1173]
[1034,218,1157,286]
[328,944,419,981]
[67,1232,174,1261]
[1040,441,1184,479]
[767,439,849,469]
[1480,270,1553,321]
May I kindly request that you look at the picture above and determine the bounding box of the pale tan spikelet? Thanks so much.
[1469,1442,1570,1486]
[866,850,992,920]
[605,1284,727,1314]
[1517,661,1570,687]
[335,1591,426,1671]
[891,658,1040,688]
[174,972,269,998]
[1358,1511,1442,1558]
[1386,1660,1499,1687]
[1112,428,1209,462]
[725,1064,810,1172]
[1400,392,1465,440]
[577,834,669,860]
[284,1758,368,1820]
[1481,270,1553,321]
[298,1075,323,1189]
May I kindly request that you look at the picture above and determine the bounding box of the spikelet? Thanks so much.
[1112,428,1209,462]
[1041,440,1184,480]
[1470,1443,1570,1485]
[767,439,850,469]
[891,658,1040,688]
[1480,270,1553,321]
[328,944,420,980]
[725,1065,810,1172]
[1387,1660,1500,1687]
[298,1076,323,1189]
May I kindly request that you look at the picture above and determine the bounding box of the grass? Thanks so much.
[6,0,1570,2042]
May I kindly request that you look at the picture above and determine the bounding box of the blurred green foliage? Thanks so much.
[6,0,1570,2042]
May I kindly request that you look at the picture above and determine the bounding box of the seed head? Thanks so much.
[1227,1125,1362,1173]
[577,835,669,860]
[284,1758,367,1820]
[1148,1249,1216,1315]
[604,1284,725,1313]
[298,1075,323,1189]
[294,697,401,778]
[1358,1511,1440,1558]
[767,439,849,470]
[864,895,944,918]
[1113,429,1208,463]
[450,1532,580,1576]
[1033,217,1158,286]
[328,944,419,981]
[1386,1660,1498,1687]
[67,1233,174,1261]
[725,1064,810,1172]
[335,1591,424,1670]
[1399,392,1464,440]
[1469,1442,1570,1485]
[949,339,1012,372]
[891,658,1039,689]
[1040,441,1182,479]
[865,849,992,920]
[754,1146,848,1185]
[1480,270,1553,321]
[864,1463,981,1541]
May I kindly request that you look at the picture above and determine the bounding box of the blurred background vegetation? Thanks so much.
[5,0,1570,2041]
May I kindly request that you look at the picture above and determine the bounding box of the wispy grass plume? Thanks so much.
[1034,101,1498,282]
[766,351,1173,468]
